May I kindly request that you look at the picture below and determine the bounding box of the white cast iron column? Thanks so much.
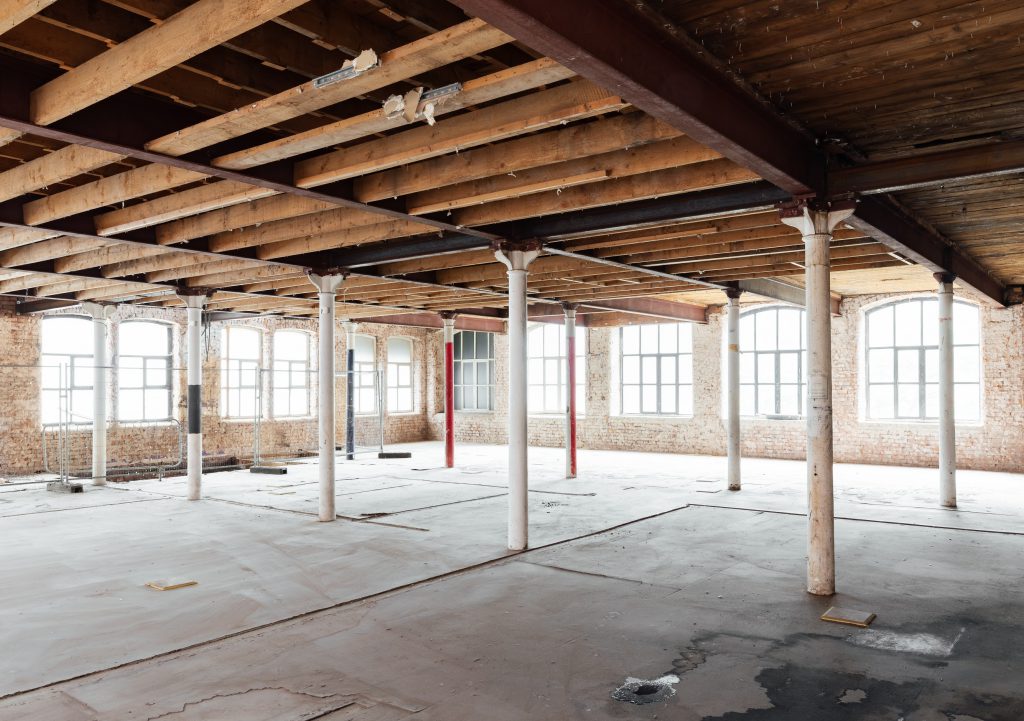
[179,291,208,501]
[781,203,853,596]
[496,243,540,551]
[725,288,742,491]
[936,272,957,508]
[81,302,113,486]
[441,312,457,468]
[308,272,345,522]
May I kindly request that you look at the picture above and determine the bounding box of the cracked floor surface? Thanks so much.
[2,442,1023,719]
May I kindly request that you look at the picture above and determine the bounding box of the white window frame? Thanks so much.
[272,330,311,418]
[739,306,807,419]
[220,326,262,419]
[117,320,174,423]
[618,323,694,416]
[454,330,495,412]
[527,322,586,415]
[40,316,94,426]
[864,298,981,422]
[386,336,415,414]
[352,334,378,416]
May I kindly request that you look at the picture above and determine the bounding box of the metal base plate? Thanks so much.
[821,606,877,627]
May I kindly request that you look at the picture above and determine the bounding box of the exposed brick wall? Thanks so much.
[426,289,1024,473]
[0,301,431,478]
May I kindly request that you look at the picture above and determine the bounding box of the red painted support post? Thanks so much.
[441,313,456,468]
[564,304,578,479]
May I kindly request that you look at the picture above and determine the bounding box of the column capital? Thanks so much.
[307,270,347,294]
[724,287,744,301]
[494,239,542,271]
[779,198,856,237]
[341,319,357,335]
[80,301,115,321]
[933,271,957,285]
[177,288,211,310]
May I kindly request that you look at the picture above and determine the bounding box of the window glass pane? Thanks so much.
[398,365,411,386]
[145,389,169,419]
[869,385,895,419]
[779,353,799,383]
[42,317,92,354]
[641,356,657,384]
[658,324,677,354]
[660,385,676,414]
[868,306,894,348]
[228,327,260,360]
[678,323,692,349]
[867,349,893,383]
[622,386,640,414]
[740,385,755,416]
[621,326,639,354]
[544,386,558,411]
[275,331,308,361]
[925,349,938,383]
[740,354,755,383]
[924,383,939,418]
[354,335,375,363]
[757,354,775,383]
[544,359,559,384]
[921,300,939,346]
[146,358,168,386]
[897,349,919,383]
[640,325,658,354]
[121,322,170,356]
[641,385,657,413]
[678,356,693,384]
[897,383,919,417]
[739,316,755,350]
[955,383,980,421]
[757,384,775,415]
[953,303,979,345]
[779,385,799,415]
[954,346,979,383]
[756,310,777,351]
[73,360,92,388]
[660,356,676,384]
[777,309,802,350]
[387,337,412,363]
[120,389,144,421]
[622,357,640,384]
[894,301,922,347]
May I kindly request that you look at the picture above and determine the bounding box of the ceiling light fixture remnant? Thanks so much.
[383,83,463,126]
[313,49,379,89]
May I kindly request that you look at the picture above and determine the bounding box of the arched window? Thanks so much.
[739,307,807,417]
[40,316,93,425]
[528,323,586,415]
[118,321,173,422]
[619,323,693,415]
[220,326,261,418]
[386,337,414,413]
[272,330,310,417]
[865,298,981,421]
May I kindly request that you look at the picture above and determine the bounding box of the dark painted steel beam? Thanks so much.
[579,296,707,323]
[830,141,1024,195]
[734,278,842,316]
[450,0,822,194]
[13,297,81,314]
[848,197,1005,304]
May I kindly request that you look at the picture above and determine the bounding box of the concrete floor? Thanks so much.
[1,442,1022,720]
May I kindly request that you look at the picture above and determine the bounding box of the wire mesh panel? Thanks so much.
[347,368,384,457]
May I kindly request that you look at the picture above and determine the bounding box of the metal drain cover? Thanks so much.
[611,674,680,705]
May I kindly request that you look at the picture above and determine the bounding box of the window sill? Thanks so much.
[387,411,420,417]
[859,418,983,429]
[612,413,695,420]
[269,416,315,422]
[744,415,804,422]
[115,419,179,428]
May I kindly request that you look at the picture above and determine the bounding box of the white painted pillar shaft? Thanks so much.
[82,303,110,486]
[936,273,957,508]
[782,204,852,596]
[496,246,539,551]
[725,290,742,491]
[309,273,345,522]
[180,294,207,501]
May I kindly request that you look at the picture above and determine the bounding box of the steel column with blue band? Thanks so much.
[178,290,210,501]
[343,321,356,461]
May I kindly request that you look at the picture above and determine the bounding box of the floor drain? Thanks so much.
[611,675,680,705]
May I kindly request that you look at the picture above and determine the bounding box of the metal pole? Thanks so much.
[344,321,356,461]
[781,204,852,596]
[936,272,957,508]
[563,304,578,479]
[442,314,456,468]
[179,293,207,501]
[82,302,111,486]
[725,289,742,491]
[496,245,540,551]
[309,273,344,522]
